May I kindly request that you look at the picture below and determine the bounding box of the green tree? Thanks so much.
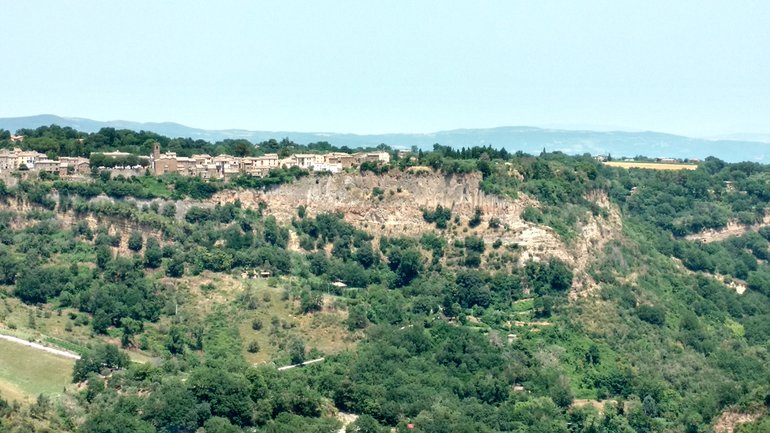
[346,414,386,433]
[84,374,104,403]
[586,344,601,365]
[354,243,377,269]
[80,409,156,433]
[96,244,112,269]
[144,237,162,268]
[128,231,143,252]
[0,252,19,285]
[73,344,130,382]
[30,394,50,419]
[162,203,177,218]
[637,305,666,326]
[92,309,112,334]
[166,325,188,355]
[468,207,483,228]
[120,317,143,348]
[166,254,185,278]
[464,235,485,253]
[643,395,658,417]
[203,417,242,433]
[289,338,306,364]
[300,291,323,314]
[394,248,423,287]
[188,367,254,426]
[347,303,370,331]
[142,381,200,433]
[499,397,568,433]
[14,266,71,304]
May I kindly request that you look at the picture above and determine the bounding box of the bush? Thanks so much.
[161,203,176,218]
[127,231,143,252]
[464,253,482,268]
[144,238,162,268]
[637,305,666,325]
[300,291,323,314]
[347,303,370,331]
[488,217,502,229]
[423,205,452,229]
[468,207,483,228]
[464,235,485,254]
[72,344,130,382]
[522,206,544,224]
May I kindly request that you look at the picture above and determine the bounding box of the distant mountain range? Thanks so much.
[0,114,767,163]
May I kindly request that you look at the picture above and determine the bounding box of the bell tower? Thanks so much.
[152,142,160,175]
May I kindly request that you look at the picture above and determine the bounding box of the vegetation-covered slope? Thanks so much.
[1,129,770,432]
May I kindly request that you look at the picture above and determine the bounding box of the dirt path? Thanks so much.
[276,357,325,371]
[0,333,81,360]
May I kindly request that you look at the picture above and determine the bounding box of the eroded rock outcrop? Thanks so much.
[210,171,622,296]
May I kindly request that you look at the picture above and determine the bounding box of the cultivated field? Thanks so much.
[0,339,74,402]
[604,161,698,170]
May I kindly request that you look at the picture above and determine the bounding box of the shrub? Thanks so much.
[637,304,666,326]
[468,207,483,228]
[488,217,502,229]
[72,344,130,382]
[522,206,544,224]
[127,232,143,252]
[423,205,452,229]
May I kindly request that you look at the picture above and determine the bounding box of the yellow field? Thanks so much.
[604,161,698,170]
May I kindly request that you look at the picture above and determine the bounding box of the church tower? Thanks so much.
[152,142,160,175]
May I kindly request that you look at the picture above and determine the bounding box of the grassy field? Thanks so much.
[603,161,698,170]
[236,283,356,365]
[0,339,74,402]
[159,272,357,365]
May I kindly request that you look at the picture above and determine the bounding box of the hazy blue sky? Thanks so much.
[2,1,769,136]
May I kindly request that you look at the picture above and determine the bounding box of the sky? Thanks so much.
[2,1,769,137]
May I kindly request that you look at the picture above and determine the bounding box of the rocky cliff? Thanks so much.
[3,170,621,296]
[212,171,526,234]
[210,171,622,295]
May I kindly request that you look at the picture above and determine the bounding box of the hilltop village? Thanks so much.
[0,140,392,180]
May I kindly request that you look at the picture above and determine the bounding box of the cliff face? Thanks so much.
[209,171,622,295]
[3,171,621,296]
[212,171,530,236]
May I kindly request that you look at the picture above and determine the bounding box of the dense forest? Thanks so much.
[1,126,770,432]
